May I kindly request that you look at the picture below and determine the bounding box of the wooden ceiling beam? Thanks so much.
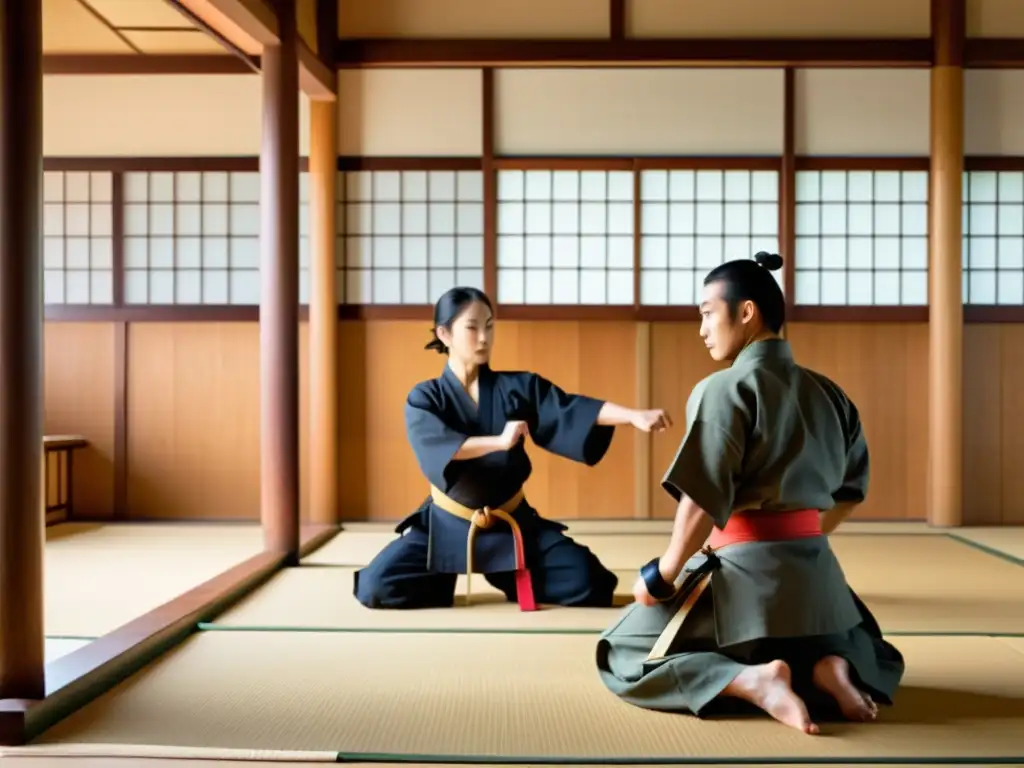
[164,0,260,71]
[159,0,335,98]
[964,38,1024,67]
[334,37,935,68]
[44,37,1024,76]
[43,54,253,74]
[333,36,1024,68]
[167,0,271,55]
[202,0,279,46]
[299,40,336,100]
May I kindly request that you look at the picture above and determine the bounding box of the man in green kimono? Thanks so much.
[595,251,905,735]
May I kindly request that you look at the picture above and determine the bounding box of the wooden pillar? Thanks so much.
[260,0,301,561]
[928,0,965,527]
[0,0,46,699]
[779,67,796,339]
[308,97,339,525]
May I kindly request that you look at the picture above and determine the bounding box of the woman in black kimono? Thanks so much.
[354,286,672,612]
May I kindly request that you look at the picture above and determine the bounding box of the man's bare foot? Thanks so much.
[812,655,878,722]
[723,660,819,734]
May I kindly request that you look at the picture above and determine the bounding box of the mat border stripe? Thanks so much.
[943,533,1024,566]
[333,753,1024,765]
[305,530,1024,570]
[300,532,959,568]
[195,623,1024,638]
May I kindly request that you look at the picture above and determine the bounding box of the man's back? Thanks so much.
[732,352,869,517]
[662,339,869,526]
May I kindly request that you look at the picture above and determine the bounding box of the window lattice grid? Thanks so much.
[299,171,348,305]
[496,169,634,306]
[793,170,929,307]
[122,170,329,305]
[639,169,780,306]
[962,171,1024,306]
[298,172,311,304]
[342,170,485,304]
[43,171,115,305]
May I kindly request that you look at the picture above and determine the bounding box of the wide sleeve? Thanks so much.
[521,374,615,466]
[404,388,468,491]
[833,401,870,504]
[660,376,748,529]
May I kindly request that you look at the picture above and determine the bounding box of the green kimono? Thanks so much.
[595,339,905,718]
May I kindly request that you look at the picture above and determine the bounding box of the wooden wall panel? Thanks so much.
[962,324,1024,525]
[43,323,116,518]
[787,323,929,520]
[336,321,436,521]
[39,319,1024,526]
[124,323,312,521]
[963,324,1001,524]
[336,321,372,519]
[126,323,260,519]
[996,326,1024,525]
[299,322,311,522]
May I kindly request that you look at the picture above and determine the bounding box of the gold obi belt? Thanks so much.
[428,485,538,612]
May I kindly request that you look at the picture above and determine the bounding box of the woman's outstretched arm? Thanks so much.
[597,401,673,432]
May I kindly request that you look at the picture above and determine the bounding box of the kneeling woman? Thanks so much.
[354,286,672,611]
[595,253,905,733]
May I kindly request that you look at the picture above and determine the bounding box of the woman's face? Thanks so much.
[438,301,494,365]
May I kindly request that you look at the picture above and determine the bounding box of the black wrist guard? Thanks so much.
[639,557,676,602]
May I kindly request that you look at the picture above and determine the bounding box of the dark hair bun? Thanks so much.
[754,251,784,272]
[424,329,448,355]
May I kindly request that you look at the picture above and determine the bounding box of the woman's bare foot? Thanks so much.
[812,655,878,722]
[723,660,819,734]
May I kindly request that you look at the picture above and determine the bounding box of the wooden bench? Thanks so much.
[44,435,88,525]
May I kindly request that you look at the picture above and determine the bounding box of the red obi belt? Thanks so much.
[707,508,821,549]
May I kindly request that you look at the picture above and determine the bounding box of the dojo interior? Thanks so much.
[5,0,1024,765]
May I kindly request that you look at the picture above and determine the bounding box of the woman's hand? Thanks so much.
[630,408,672,433]
[453,422,527,461]
[499,420,528,450]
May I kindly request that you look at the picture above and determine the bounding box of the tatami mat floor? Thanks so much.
[15,520,1024,765]
[211,530,1024,634]
[42,521,263,640]
[13,632,1024,761]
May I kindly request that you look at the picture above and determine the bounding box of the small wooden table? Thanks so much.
[44,435,88,524]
